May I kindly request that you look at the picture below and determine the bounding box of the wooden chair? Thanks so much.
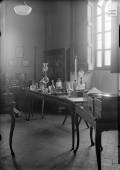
[0,92,16,156]
[11,88,33,121]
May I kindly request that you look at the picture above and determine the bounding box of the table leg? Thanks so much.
[95,129,102,170]
[31,99,34,117]
[74,113,79,153]
[90,126,94,146]
[9,110,15,157]
[71,111,75,151]
[118,130,120,164]
[41,97,45,119]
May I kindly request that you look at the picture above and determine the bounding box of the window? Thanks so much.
[96,0,112,68]
[87,1,94,70]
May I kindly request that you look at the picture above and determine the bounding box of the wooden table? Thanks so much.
[9,88,85,156]
[74,94,120,170]
[10,88,120,170]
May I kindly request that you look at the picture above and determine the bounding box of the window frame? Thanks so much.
[87,1,94,71]
[95,1,112,70]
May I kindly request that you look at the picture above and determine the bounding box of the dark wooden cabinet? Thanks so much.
[44,48,70,82]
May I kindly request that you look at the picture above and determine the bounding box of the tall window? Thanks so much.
[87,1,94,70]
[96,0,112,68]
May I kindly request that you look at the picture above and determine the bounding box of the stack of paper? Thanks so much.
[87,87,103,94]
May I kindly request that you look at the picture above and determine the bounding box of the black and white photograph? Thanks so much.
[0,0,120,170]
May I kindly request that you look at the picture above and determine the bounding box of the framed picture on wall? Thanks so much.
[23,60,31,67]
[16,57,22,66]
[15,45,24,58]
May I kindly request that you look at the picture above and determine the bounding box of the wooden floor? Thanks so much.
[0,113,120,170]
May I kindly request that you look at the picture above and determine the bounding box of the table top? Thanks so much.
[64,97,84,103]
[28,89,84,103]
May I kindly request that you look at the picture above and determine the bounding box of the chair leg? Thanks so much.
[78,116,82,125]
[25,112,30,121]
[78,117,89,129]
[28,112,30,121]
[31,112,34,117]
[31,100,34,117]
[84,121,89,128]
[62,114,68,125]
[0,134,2,140]
[9,111,15,157]
[24,112,27,120]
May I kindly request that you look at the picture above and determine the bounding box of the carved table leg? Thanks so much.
[9,109,15,157]
[41,97,45,119]
[90,126,94,146]
[118,130,120,164]
[95,128,102,170]
[74,113,80,153]
[71,111,75,151]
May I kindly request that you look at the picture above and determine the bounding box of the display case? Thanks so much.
[44,48,70,83]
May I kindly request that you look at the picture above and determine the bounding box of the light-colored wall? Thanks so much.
[1,0,45,81]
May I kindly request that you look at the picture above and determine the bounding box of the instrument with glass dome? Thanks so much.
[39,63,49,93]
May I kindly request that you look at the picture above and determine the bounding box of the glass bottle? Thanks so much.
[56,78,62,89]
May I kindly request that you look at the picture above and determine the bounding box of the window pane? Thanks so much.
[105,1,117,17]
[105,21,111,31]
[104,50,111,65]
[88,5,92,22]
[88,26,92,44]
[97,34,102,49]
[105,0,112,12]
[97,33,102,40]
[97,51,102,67]
[97,16,102,32]
[97,40,102,49]
[105,13,111,22]
[105,32,111,49]
[88,47,93,70]
[88,47,92,63]
[97,6,102,15]
[105,0,117,16]
[98,0,104,7]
